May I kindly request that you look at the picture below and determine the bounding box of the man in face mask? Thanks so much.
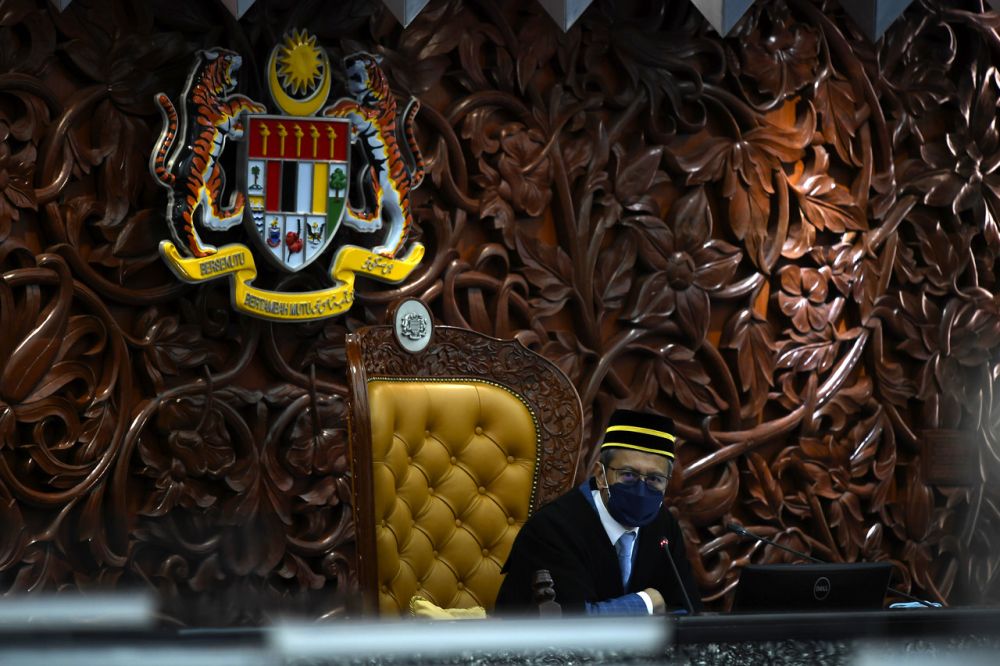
[494,409,702,615]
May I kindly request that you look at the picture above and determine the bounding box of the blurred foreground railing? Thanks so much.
[1,594,1000,665]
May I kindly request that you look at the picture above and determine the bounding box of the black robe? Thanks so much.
[495,480,702,614]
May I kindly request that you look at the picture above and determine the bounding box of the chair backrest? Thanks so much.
[346,301,583,615]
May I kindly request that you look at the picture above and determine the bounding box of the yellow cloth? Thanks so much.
[408,595,487,620]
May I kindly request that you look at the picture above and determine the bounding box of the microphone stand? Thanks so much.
[659,538,697,616]
[727,523,938,609]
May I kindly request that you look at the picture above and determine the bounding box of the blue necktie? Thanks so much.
[616,531,636,589]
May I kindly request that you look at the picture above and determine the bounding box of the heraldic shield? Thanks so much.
[243,115,350,272]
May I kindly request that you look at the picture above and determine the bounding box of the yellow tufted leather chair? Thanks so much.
[347,301,583,615]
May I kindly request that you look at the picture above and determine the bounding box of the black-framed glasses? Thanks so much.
[606,466,670,492]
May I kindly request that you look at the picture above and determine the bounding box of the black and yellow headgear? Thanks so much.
[600,409,676,459]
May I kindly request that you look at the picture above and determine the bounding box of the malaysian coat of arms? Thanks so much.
[150,31,425,321]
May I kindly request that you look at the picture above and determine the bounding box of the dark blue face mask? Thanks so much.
[601,466,664,527]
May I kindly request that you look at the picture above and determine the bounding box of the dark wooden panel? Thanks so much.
[2,0,999,622]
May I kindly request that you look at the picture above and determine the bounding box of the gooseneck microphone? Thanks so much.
[659,538,697,616]
[727,523,825,563]
[726,523,938,608]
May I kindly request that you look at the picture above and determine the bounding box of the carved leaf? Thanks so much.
[814,74,863,167]
[139,313,214,390]
[515,227,574,318]
[624,271,675,329]
[656,344,726,415]
[722,309,776,416]
[594,233,637,311]
[744,452,784,522]
[786,147,867,233]
[776,337,841,374]
[615,146,666,205]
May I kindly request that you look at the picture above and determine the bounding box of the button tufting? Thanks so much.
[380,519,387,528]
[481,548,489,557]
[381,585,389,593]
[450,456,457,464]
[506,517,515,525]
[477,486,486,494]
[407,456,413,463]
[474,426,484,435]
[456,582,464,590]
[506,455,515,464]
[432,550,438,557]
[425,430,431,438]
[428,487,434,494]
[455,519,462,527]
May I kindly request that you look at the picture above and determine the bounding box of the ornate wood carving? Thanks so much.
[2,0,1000,620]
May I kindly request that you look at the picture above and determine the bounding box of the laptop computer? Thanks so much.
[733,562,893,612]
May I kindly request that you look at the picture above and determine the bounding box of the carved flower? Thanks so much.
[498,126,552,215]
[51,4,190,226]
[877,10,956,150]
[583,5,720,132]
[138,444,217,517]
[167,427,235,478]
[159,400,235,476]
[136,397,236,516]
[476,123,552,247]
[55,4,190,118]
[913,61,1000,250]
[777,265,843,333]
[733,6,820,98]
[286,416,347,477]
[891,207,975,297]
[873,290,1000,429]
[0,140,36,224]
[138,311,217,393]
[625,187,741,343]
[810,239,865,301]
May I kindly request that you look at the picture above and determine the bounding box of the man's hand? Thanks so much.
[643,587,666,614]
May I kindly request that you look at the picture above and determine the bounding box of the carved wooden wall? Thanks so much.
[2,0,1000,622]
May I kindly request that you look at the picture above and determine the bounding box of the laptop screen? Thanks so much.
[733,562,893,612]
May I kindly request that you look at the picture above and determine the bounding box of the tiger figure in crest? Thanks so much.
[322,53,425,258]
[151,48,266,258]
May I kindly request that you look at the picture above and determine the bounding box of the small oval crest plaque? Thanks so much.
[393,299,432,353]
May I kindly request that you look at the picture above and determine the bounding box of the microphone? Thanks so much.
[726,523,824,563]
[659,538,697,616]
[727,523,938,608]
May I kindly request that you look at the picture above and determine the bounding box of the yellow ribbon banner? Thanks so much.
[159,241,424,321]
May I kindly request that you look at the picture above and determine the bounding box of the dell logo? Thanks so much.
[813,576,831,600]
